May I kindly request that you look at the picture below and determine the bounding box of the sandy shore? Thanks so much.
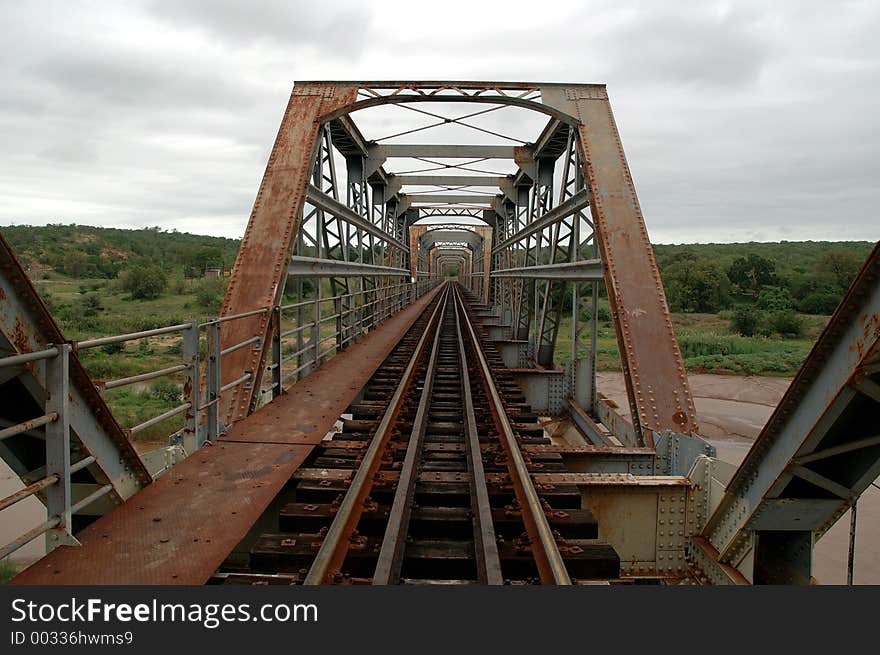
[2,373,876,583]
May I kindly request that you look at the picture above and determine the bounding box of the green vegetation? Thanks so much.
[0,559,18,584]
[653,241,872,319]
[0,224,874,441]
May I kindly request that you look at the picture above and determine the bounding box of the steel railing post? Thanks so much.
[334,295,344,351]
[271,306,282,398]
[182,321,201,451]
[45,343,77,550]
[205,321,222,441]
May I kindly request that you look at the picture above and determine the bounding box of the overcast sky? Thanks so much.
[1,0,877,244]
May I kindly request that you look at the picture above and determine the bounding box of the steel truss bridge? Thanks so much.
[1,81,878,585]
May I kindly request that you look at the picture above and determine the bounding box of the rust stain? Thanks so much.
[11,317,31,353]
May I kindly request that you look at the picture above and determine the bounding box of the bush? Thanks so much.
[597,306,612,322]
[195,277,227,313]
[168,275,188,295]
[120,265,167,300]
[757,286,794,311]
[731,306,762,337]
[148,379,181,403]
[797,291,840,315]
[101,341,125,355]
[767,310,805,338]
[77,293,104,318]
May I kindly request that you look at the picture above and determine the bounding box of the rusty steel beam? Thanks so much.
[218,83,359,424]
[541,85,698,442]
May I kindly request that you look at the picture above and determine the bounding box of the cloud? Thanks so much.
[0,0,876,245]
[147,0,370,54]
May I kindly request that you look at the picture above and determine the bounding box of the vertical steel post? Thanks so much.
[847,502,858,585]
[271,306,282,399]
[45,343,76,550]
[182,321,201,451]
[205,321,222,441]
[334,296,343,352]
[312,286,321,368]
[296,280,305,380]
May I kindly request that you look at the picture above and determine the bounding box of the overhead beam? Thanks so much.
[401,194,497,205]
[288,256,410,278]
[305,185,408,253]
[370,144,519,159]
[491,259,602,281]
[388,175,508,194]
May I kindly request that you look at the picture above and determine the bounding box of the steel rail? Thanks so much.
[453,285,572,585]
[452,296,504,584]
[303,287,447,585]
[372,288,449,584]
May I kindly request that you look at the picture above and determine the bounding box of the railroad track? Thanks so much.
[213,282,620,585]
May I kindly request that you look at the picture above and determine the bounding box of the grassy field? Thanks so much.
[33,274,828,445]
[554,310,821,376]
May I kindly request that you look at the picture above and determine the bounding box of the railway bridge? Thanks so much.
[1,81,878,585]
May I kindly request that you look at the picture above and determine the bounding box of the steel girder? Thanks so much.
[540,85,697,440]
[219,84,359,423]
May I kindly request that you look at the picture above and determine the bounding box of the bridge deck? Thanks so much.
[11,287,442,585]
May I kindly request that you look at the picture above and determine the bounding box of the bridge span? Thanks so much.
[1,81,878,585]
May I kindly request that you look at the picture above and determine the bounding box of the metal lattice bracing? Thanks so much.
[218,81,697,445]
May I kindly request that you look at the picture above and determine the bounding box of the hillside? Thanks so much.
[0,223,875,318]
[0,223,240,279]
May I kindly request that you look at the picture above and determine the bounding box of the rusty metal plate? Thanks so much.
[221,285,443,445]
[10,441,311,585]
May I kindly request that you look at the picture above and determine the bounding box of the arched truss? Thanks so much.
[218,80,697,445]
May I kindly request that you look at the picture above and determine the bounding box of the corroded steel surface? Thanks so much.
[541,85,698,442]
[219,83,359,424]
[11,287,442,585]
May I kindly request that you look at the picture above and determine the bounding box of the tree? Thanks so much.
[120,265,167,300]
[731,306,761,337]
[60,250,88,277]
[663,260,729,313]
[819,249,861,292]
[727,254,777,296]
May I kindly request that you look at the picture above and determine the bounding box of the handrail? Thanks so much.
[78,323,193,349]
